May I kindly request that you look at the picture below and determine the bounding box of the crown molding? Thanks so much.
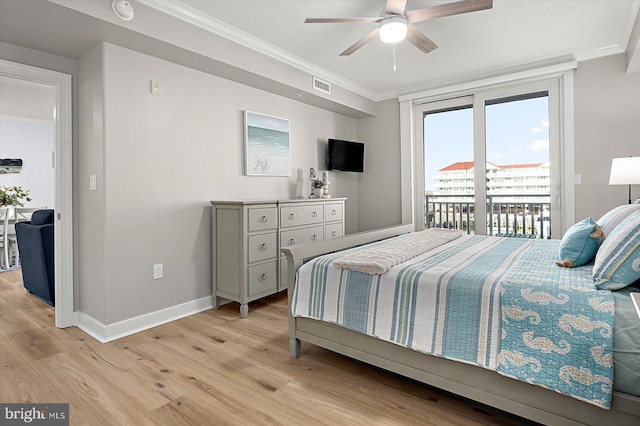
[573,45,625,63]
[137,0,377,101]
[396,59,577,103]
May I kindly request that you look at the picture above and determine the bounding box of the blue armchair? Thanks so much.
[15,209,54,306]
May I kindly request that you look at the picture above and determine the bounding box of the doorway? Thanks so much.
[413,80,564,238]
[0,59,74,328]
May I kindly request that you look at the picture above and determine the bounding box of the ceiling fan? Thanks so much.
[305,0,493,56]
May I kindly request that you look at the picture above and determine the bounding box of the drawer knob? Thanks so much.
[260,243,268,251]
[311,235,318,241]
[289,238,295,245]
[331,210,336,215]
[312,211,318,218]
[289,213,295,220]
[259,273,267,281]
[332,231,337,237]
[260,215,268,223]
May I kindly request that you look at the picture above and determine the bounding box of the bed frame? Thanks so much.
[282,225,640,426]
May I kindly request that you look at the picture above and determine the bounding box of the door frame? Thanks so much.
[400,63,576,236]
[0,59,74,328]
[413,96,474,231]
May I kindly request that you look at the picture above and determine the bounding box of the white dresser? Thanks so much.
[211,198,346,317]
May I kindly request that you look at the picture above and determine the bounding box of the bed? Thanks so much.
[282,224,640,426]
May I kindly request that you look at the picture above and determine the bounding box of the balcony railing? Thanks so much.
[425,194,552,239]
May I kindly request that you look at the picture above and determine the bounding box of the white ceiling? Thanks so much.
[0,0,638,102]
[158,0,640,98]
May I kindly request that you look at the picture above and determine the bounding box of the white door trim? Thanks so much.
[0,59,75,328]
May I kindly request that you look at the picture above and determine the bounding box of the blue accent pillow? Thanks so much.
[597,204,640,239]
[556,217,603,268]
[594,210,640,290]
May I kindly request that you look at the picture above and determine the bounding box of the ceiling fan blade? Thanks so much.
[385,0,407,15]
[305,17,381,24]
[406,0,492,23]
[340,27,380,56]
[406,24,438,54]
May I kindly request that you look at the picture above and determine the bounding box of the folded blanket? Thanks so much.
[333,228,464,274]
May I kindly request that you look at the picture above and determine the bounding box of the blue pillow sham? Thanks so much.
[556,217,603,268]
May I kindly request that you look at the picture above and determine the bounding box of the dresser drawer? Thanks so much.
[325,223,344,239]
[248,261,277,297]
[281,225,324,247]
[248,207,278,231]
[280,204,324,228]
[325,203,344,222]
[247,232,277,263]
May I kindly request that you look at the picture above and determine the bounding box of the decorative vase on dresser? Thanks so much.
[211,198,346,318]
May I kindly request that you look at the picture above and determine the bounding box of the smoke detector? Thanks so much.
[112,0,134,21]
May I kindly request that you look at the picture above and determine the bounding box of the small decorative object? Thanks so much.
[308,171,332,199]
[321,171,331,198]
[310,167,316,179]
[310,178,324,198]
[0,186,31,207]
[244,111,291,176]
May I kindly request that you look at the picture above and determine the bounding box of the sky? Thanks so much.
[246,111,290,133]
[423,96,549,191]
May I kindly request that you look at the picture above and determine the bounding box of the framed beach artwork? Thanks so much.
[0,159,23,174]
[244,111,291,176]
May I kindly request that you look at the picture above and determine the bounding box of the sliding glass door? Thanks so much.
[414,81,562,238]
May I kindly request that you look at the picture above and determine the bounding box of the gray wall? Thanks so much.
[80,42,358,324]
[78,44,107,321]
[574,53,640,221]
[356,99,402,231]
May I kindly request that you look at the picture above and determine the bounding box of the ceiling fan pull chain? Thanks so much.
[393,43,397,71]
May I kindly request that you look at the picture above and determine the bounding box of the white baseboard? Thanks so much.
[76,296,214,343]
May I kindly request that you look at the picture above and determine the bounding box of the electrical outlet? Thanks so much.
[153,263,163,280]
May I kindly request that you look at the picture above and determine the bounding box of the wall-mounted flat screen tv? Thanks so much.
[327,138,364,173]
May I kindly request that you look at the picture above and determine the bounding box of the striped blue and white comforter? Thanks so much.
[291,234,615,409]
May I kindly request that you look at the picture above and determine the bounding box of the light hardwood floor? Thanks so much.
[0,270,537,425]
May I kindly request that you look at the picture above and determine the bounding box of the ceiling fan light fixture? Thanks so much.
[379,16,407,44]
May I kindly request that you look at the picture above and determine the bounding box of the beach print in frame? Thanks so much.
[244,111,291,176]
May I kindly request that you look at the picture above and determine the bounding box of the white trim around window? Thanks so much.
[399,61,576,235]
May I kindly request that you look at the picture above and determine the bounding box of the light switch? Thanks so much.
[89,175,97,190]
[153,263,163,280]
[574,174,581,185]
[150,80,160,95]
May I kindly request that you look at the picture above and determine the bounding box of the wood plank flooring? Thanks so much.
[0,271,537,425]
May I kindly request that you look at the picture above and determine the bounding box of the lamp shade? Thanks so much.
[609,157,640,185]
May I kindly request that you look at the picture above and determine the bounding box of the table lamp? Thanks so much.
[609,157,640,204]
